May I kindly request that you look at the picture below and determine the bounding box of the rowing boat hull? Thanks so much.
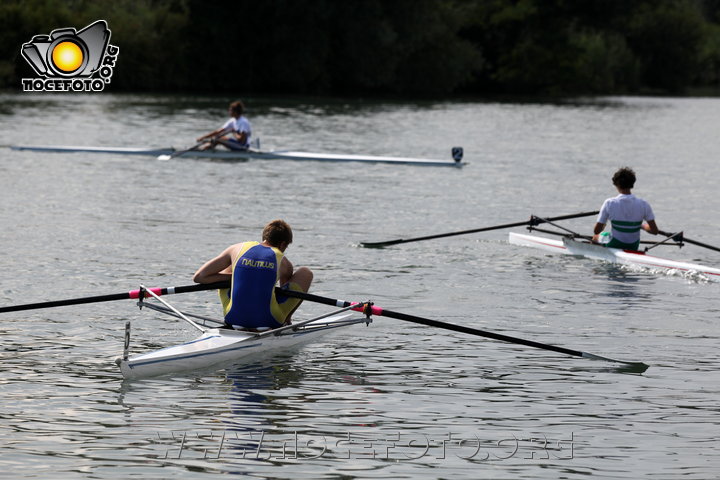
[116,313,367,379]
[509,232,720,281]
[10,145,465,167]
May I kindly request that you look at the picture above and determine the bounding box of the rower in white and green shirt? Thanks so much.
[592,167,659,251]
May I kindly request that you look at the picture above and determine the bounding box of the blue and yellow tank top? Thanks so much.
[220,242,285,328]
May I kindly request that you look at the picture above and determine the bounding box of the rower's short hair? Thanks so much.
[612,167,636,189]
[229,100,245,116]
[262,219,293,246]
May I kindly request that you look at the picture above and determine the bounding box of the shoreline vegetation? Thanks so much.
[2,0,720,97]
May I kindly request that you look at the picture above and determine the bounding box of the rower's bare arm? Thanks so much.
[279,257,293,285]
[197,126,233,142]
[644,220,659,235]
[193,246,234,283]
[593,222,605,235]
[196,129,219,142]
[234,131,248,144]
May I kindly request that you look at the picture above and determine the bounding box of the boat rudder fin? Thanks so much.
[451,146,463,162]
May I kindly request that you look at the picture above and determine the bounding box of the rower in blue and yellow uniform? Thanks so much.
[592,167,659,251]
[193,220,313,329]
[222,241,295,328]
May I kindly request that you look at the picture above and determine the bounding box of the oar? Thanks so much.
[140,284,208,332]
[359,211,599,248]
[157,127,233,161]
[658,229,720,253]
[276,288,649,372]
[528,227,677,247]
[157,140,209,161]
[0,281,229,314]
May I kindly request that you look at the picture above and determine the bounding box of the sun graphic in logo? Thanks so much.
[51,41,84,73]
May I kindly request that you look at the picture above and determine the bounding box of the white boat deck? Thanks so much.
[10,144,465,167]
[509,232,720,281]
[117,312,369,379]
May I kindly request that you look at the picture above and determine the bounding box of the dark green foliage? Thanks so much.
[2,0,720,95]
[624,1,707,92]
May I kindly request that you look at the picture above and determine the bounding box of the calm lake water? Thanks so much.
[1,93,719,479]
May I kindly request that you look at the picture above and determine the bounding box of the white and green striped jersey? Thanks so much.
[597,194,655,245]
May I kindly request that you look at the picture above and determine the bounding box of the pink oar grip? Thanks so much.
[128,287,164,299]
[350,302,383,316]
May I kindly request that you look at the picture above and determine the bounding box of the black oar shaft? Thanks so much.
[276,289,647,371]
[278,289,580,356]
[377,308,583,358]
[360,211,599,247]
[275,289,344,309]
[0,292,130,313]
[0,281,229,314]
[658,229,720,253]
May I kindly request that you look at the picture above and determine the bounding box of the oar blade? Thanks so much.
[358,239,404,248]
[581,352,649,373]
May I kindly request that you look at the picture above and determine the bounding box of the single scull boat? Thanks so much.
[117,313,370,379]
[509,232,720,281]
[0,281,651,375]
[116,289,372,379]
[10,144,465,167]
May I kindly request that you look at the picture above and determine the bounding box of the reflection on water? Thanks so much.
[590,264,655,303]
[224,362,303,429]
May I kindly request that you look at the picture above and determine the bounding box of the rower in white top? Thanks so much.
[196,100,252,151]
[592,167,658,251]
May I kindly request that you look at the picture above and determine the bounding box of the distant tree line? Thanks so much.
[2,0,719,96]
